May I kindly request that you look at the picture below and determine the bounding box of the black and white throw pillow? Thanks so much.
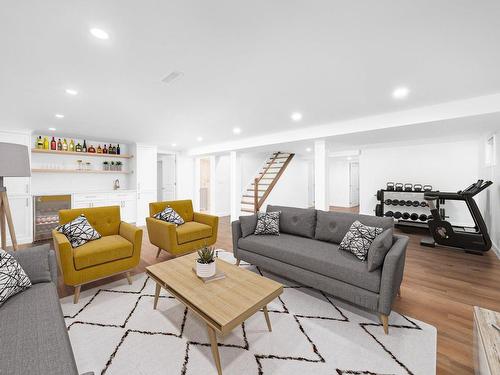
[254,211,281,235]
[0,250,31,307]
[339,220,383,261]
[154,206,184,225]
[56,214,101,248]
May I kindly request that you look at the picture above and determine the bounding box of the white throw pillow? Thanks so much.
[153,206,185,225]
[339,220,383,261]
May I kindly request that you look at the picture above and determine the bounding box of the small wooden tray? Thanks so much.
[192,268,226,283]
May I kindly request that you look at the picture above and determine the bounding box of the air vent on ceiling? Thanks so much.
[161,71,184,84]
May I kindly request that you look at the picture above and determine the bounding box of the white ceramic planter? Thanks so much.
[196,261,216,278]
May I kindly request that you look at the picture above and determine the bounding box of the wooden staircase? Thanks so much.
[240,151,295,214]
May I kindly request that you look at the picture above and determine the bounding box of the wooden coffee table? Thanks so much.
[146,253,283,375]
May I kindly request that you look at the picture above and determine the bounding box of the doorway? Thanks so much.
[199,158,211,212]
[157,153,176,201]
[349,161,359,207]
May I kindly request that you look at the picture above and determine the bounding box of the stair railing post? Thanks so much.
[254,178,259,213]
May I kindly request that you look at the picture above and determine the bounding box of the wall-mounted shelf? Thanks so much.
[32,168,131,175]
[31,148,133,159]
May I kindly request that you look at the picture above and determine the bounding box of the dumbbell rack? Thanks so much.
[375,188,445,229]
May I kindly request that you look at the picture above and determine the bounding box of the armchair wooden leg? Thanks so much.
[236,259,241,266]
[379,314,389,335]
[73,285,81,304]
[126,271,133,285]
[156,247,162,258]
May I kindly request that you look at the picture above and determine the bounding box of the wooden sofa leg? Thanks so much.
[156,247,162,258]
[236,259,241,266]
[126,271,133,285]
[73,285,81,304]
[380,314,389,335]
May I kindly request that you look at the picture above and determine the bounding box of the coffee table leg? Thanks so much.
[153,282,161,310]
[206,325,222,375]
[263,305,272,332]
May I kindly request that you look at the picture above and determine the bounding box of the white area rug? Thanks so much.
[60,251,436,375]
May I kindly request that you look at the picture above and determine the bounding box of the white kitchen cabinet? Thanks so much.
[6,195,32,245]
[134,144,157,225]
[72,191,137,223]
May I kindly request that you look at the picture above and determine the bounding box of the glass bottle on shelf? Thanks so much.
[50,137,56,150]
[75,142,82,152]
[57,138,62,151]
[62,139,68,151]
[82,140,87,153]
[116,144,120,155]
[109,144,114,154]
[43,136,49,150]
[88,144,96,153]
[97,144,102,153]
[103,144,108,154]
[36,136,43,149]
[69,139,75,152]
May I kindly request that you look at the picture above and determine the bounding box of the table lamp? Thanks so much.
[0,142,31,250]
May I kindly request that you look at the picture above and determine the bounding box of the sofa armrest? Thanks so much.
[8,244,56,284]
[194,212,219,231]
[378,234,408,315]
[119,221,143,256]
[146,217,177,251]
[231,220,242,258]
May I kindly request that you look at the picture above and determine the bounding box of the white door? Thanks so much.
[349,162,359,207]
[160,154,176,201]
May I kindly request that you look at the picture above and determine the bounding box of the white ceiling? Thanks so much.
[1,1,500,150]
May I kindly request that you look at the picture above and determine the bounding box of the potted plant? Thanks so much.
[110,161,116,171]
[116,161,123,171]
[103,161,109,171]
[196,246,216,278]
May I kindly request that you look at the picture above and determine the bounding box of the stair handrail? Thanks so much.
[253,152,280,212]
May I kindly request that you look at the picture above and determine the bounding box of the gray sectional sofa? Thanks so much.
[232,205,409,334]
[0,245,82,375]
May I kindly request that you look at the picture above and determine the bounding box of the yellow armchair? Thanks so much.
[146,199,218,257]
[52,206,143,303]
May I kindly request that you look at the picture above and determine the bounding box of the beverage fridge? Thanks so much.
[33,195,71,242]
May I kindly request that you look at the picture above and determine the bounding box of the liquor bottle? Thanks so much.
[116,144,120,155]
[103,144,108,154]
[82,140,87,153]
[36,136,43,149]
[69,139,75,152]
[62,139,68,151]
[109,144,114,154]
[88,144,96,153]
[50,137,57,150]
[57,138,62,151]
[112,145,117,154]
[43,137,49,150]
[75,142,82,152]
[97,144,102,153]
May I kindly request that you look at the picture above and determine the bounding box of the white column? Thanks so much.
[230,151,241,222]
[314,140,328,210]
[209,155,216,215]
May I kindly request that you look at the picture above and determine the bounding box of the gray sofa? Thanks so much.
[0,245,82,375]
[232,205,409,334]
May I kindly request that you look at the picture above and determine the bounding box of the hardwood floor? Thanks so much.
[53,215,499,375]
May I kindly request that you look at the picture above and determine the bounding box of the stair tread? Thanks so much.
[241,208,255,213]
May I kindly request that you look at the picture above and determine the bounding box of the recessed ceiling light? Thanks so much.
[306,147,312,152]
[171,143,177,147]
[55,114,64,119]
[90,28,109,40]
[48,127,56,131]
[233,127,241,134]
[392,87,410,99]
[65,89,78,96]
[196,136,203,142]
[291,112,303,122]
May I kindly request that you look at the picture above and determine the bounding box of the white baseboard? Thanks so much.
[492,242,500,259]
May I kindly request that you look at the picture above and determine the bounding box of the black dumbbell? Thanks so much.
[405,200,412,206]
[385,211,394,217]
[410,213,419,221]
[428,215,433,221]
[395,183,404,191]
[419,214,428,221]
[402,212,410,220]
[392,199,400,206]
[393,211,402,219]
[386,182,395,191]
[399,200,406,206]
[385,199,392,205]
[412,200,420,207]
[414,184,423,192]
[404,183,413,191]
[420,201,428,207]
[375,204,383,217]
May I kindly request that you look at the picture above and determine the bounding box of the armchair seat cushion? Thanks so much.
[176,222,212,245]
[74,235,133,270]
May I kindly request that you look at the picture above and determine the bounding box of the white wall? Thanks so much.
[176,153,195,201]
[329,160,350,207]
[214,155,230,216]
[359,139,480,226]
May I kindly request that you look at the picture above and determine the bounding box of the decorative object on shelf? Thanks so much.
[0,143,31,251]
[113,179,120,190]
[36,136,43,149]
[76,142,82,152]
[88,144,96,153]
[195,245,216,278]
[82,140,87,153]
[97,144,102,153]
[50,137,56,150]
[116,144,120,155]
[43,136,49,149]
[69,139,75,152]
[103,144,108,154]
[103,161,109,171]
[85,162,92,171]
[115,161,122,171]
[76,160,83,170]
[57,138,62,151]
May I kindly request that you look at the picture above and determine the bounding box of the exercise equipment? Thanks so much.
[392,199,400,206]
[404,183,413,192]
[412,200,420,207]
[399,200,406,206]
[419,214,428,221]
[393,211,402,219]
[386,182,395,191]
[385,211,394,217]
[402,212,410,220]
[405,200,413,206]
[413,184,423,192]
[375,204,383,217]
[410,213,419,221]
[420,201,428,207]
[421,180,492,254]
[395,183,404,191]
[384,199,393,205]
[423,184,433,191]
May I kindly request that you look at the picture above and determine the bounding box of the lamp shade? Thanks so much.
[0,142,31,177]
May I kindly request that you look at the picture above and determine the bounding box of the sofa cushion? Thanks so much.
[367,228,394,271]
[56,214,102,248]
[238,233,381,292]
[0,283,79,375]
[254,211,281,235]
[150,200,194,222]
[74,235,133,270]
[59,206,121,237]
[154,206,185,225]
[8,244,52,284]
[267,205,317,238]
[176,221,212,244]
[315,210,393,244]
[339,221,383,261]
[239,214,258,238]
[0,250,32,307]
